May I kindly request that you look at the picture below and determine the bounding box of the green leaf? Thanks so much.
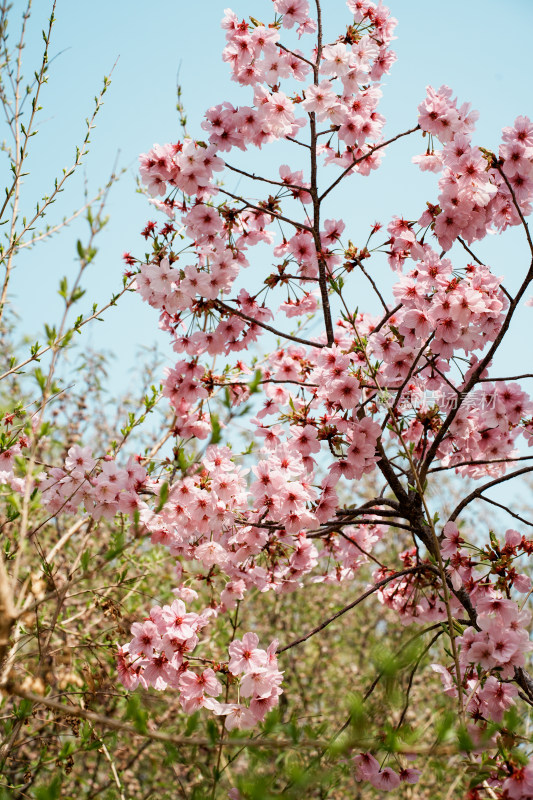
[71,287,86,303]
[126,695,148,734]
[80,550,90,571]
[209,413,221,445]
[58,276,68,298]
[435,710,455,742]
[13,698,33,721]
[34,774,62,800]
[44,323,57,344]
[489,530,499,550]
[34,367,46,392]
[457,724,474,753]
[206,719,219,744]
[185,711,199,735]
[104,527,125,561]
[248,369,263,394]
[155,481,169,513]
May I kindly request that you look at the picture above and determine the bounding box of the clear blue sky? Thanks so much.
[6,0,533,398]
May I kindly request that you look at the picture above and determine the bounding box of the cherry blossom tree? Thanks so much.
[3,0,533,797]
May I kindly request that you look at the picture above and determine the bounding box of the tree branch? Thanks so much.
[214,299,324,349]
[277,567,427,653]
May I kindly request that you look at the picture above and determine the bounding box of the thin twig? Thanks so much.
[448,466,533,522]
[214,299,324,349]
[4,683,326,750]
[319,126,421,202]
[277,567,427,653]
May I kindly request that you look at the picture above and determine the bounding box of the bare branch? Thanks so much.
[448,466,533,522]
[277,567,428,653]
[3,683,325,750]
[319,126,421,203]
[214,299,324,349]
[217,187,312,232]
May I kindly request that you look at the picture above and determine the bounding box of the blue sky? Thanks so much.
[6,0,533,399]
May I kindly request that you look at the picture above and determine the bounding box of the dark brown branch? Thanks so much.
[271,273,320,282]
[2,683,325,750]
[448,466,533,522]
[217,187,312,232]
[308,518,415,536]
[479,374,533,382]
[375,439,410,506]
[494,162,533,256]
[515,667,533,704]
[277,41,315,69]
[319,126,421,203]
[477,495,533,529]
[219,378,317,388]
[214,299,324,349]
[339,497,400,512]
[428,455,533,474]
[369,303,402,335]
[457,236,484,266]
[356,257,389,312]
[389,335,434,415]
[285,136,310,150]
[336,508,405,519]
[306,0,334,347]
[224,162,305,193]
[336,528,387,568]
[415,356,461,396]
[277,567,427,653]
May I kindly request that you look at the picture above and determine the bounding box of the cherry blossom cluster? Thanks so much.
[40,444,148,520]
[0,434,27,494]
[222,7,312,86]
[140,442,385,594]
[458,595,530,679]
[137,0,397,209]
[415,87,533,250]
[132,216,533,492]
[378,524,533,795]
[119,605,283,730]
[388,247,506,359]
[127,0,533,507]
[437,526,532,673]
[502,764,533,800]
[442,523,532,594]
[353,752,421,792]
[139,140,223,202]
[430,526,533,794]
[376,557,455,625]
